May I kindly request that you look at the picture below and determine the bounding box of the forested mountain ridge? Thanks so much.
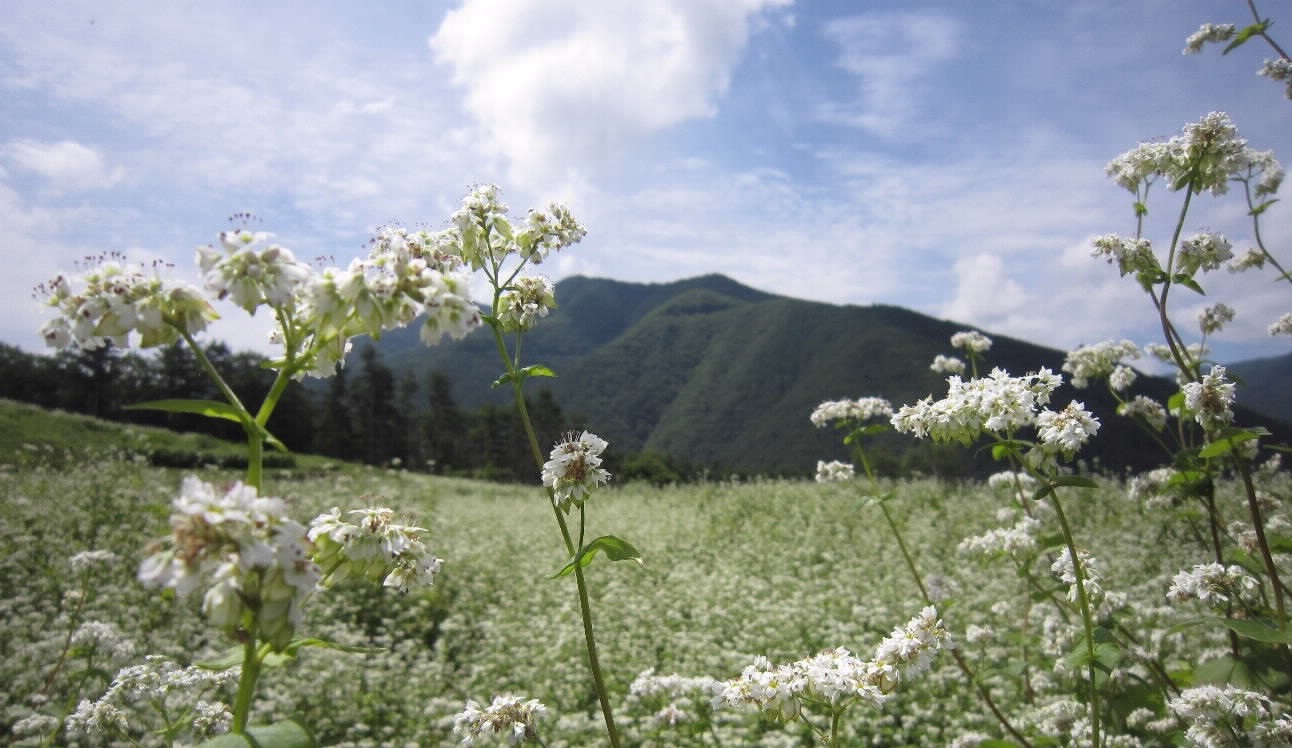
[368,274,1289,475]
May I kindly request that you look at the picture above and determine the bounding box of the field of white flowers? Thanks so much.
[4,449,1285,747]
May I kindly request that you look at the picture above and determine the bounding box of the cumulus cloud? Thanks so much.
[428,0,792,192]
[4,139,123,192]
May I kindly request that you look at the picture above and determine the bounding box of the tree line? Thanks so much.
[0,341,694,483]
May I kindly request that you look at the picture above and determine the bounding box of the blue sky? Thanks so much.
[4,0,1291,370]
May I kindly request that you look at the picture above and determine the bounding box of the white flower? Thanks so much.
[541,431,612,509]
[1091,234,1158,277]
[1260,57,1292,100]
[1199,304,1235,336]
[1183,23,1235,54]
[930,354,966,374]
[809,397,893,427]
[1036,401,1100,456]
[1181,365,1236,432]
[497,275,556,331]
[1118,395,1168,432]
[1178,232,1234,275]
[950,330,992,353]
[1167,563,1259,609]
[1268,312,1292,336]
[453,694,548,745]
[815,460,855,483]
[1062,339,1141,389]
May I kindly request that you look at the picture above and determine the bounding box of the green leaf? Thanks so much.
[263,637,385,668]
[1250,198,1279,217]
[126,398,245,422]
[197,646,244,671]
[197,720,315,748]
[1172,616,1292,644]
[1050,475,1098,490]
[1173,275,1206,295]
[1133,201,1147,218]
[491,364,557,390]
[1199,427,1269,458]
[552,536,643,578]
[1222,20,1270,54]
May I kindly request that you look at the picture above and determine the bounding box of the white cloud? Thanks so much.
[428,0,792,192]
[4,139,122,192]
[941,253,1027,324]
[818,10,962,137]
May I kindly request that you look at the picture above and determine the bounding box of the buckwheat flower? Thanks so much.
[65,697,129,736]
[10,713,59,738]
[497,274,556,331]
[453,694,548,745]
[1183,23,1234,54]
[1168,685,1275,748]
[1091,234,1159,277]
[629,670,723,701]
[1199,303,1236,336]
[715,655,806,720]
[71,620,136,661]
[1108,365,1136,393]
[1166,563,1259,609]
[891,368,1061,444]
[809,397,894,427]
[1037,401,1100,456]
[865,605,952,693]
[192,699,234,736]
[516,203,588,264]
[930,354,966,374]
[1244,148,1285,197]
[1268,312,1292,336]
[1260,58,1292,100]
[541,431,612,509]
[1182,365,1236,431]
[1176,113,1249,196]
[649,703,690,728]
[307,506,441,593]
[958,514,1043,559]
[197,230,313,313]
[36,257,217,350]
[1178,232,1234,275]
[1062,339,1141,389]
[1144,341,1209,371]
[815,459,855,483]
[1051,547,1104,608]
[1118,395,1169,432]
[950,330,992,353]
[1106,141,1172,192]
[1228,248,1267,273]
[70,548,118,572]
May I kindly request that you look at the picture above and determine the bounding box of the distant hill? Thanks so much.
[363,274,1286,476]
[1227,352,1292,425]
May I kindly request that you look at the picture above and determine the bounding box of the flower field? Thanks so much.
[4,444,1286,746]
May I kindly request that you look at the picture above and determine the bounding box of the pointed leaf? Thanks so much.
[1171,616,1292,644]
[197,645,245,671]
[1050,475,1098,490]
[263,637,385,668]
[552,535,643,578]
[126,399,245,422]
[1222,20,1270,54]
[520,364,557,379]
[1250,198,1279,217]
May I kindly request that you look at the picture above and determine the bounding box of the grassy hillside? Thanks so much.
[0,398,319,471]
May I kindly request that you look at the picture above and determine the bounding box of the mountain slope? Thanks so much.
[370,274,1284,475]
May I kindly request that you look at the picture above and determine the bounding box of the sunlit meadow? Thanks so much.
[6,5,1292,747]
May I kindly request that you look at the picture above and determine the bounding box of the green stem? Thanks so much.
[179,328,266,490]
[1235,457,1288,628]
[1049,491,1101,748]
[492,323,622,747]
[229,630,265,735]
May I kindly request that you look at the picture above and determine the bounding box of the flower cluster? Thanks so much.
[496,275,557,332]
[1117,395,1169,432]
[452,694,548,745]
[64,655,236,742]
[628,669,722,729]
[1198,303,1236,336]
[716,606,950,720]
[1166,563,1260,610]
[1181,365,1237,433]
[1182,23,1235,54]
[137,477,320,650]
[1168,685,1292,748]
[1036,401,1101,457]
[930,354,966,374]
[1062,339,1141,389]
[197,230,312,313]
[1262,57,1292,99]
[1105,112,1281,197]
[1091,234,1159,278]
[809,397,894,428]
[450,184,587,271]
[815,459,855,483]
[890,367,1062,445]
[36,254,217,350]
[1178,232,1235,275]
[958,514,1043,559]
[1269,312,1292,336]
[307,506,442,593]
[950,330,992,354]
[541,431,612,509]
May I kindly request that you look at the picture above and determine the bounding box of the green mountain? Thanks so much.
[367,274,1283,475]
[1227,352,1292,425]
